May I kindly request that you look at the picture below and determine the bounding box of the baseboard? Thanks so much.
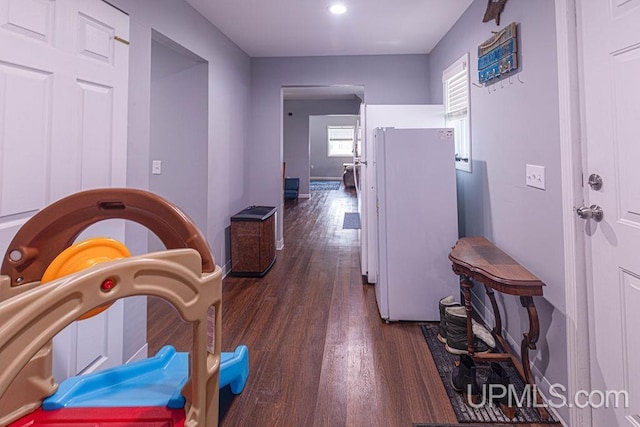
[276,238,284,250]
[126,343,148,364]
[310,177,342,181]
[221,260,232,279]
[471,295,568,426]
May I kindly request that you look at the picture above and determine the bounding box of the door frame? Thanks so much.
[556,0,592,425]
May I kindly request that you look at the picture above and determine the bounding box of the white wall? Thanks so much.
[108,0,251,268]
[309,115,359,180]
[251,55,431,246]
[106,0,251,360]
[429,0,567,421]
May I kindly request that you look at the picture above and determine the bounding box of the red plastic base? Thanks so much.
[9,407,185,426]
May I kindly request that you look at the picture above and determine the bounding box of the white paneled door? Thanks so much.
[0,0,129,380]
[579,0,640,424]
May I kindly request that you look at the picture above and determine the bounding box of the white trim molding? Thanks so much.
[126,343,148,364]
[556,0,592,426]
[221,260,232,278]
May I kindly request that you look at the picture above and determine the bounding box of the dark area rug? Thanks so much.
[420,324,558,424]
[414,424,515,427]
[310,180,341,190]
[342,212,361,229]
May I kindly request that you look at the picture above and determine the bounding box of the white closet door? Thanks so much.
[0,0,130,379]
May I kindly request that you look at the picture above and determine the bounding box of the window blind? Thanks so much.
[445,69,468,120]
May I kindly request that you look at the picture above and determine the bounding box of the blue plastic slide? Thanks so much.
[43,345,249,410]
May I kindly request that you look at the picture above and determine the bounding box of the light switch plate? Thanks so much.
[152,160,162,175]
[526,164,545,190]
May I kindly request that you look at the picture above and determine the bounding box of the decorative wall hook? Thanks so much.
[477,22,518,84]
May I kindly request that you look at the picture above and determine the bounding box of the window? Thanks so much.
[327,125,355,157]
[443,53,471,172]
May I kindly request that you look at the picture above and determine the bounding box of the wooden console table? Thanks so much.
[449,237,548,417]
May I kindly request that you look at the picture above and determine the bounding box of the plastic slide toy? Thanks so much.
[0,189,249,427]
[40,344,250,411]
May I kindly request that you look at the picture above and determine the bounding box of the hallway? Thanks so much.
[219,186,456,426]
[148,185,558,426]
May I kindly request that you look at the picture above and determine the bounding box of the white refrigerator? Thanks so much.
[374,127,458,321]
[360,105,445,284]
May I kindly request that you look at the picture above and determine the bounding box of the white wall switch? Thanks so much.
[526,164,545,190]
[152,160,162,175]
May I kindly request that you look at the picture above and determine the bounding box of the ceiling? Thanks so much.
[184,0,474,58]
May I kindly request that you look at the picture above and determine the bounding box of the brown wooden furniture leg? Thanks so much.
[520,295,549,420]
[484,285,502,338]
[519,296,539,384]
[460,275,475,355]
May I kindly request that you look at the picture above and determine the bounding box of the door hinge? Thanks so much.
[114,36,130,45]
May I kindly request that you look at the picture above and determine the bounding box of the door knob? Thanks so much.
[576,205,603,222]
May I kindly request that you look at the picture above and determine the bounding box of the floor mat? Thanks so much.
[342,212,361,229]
[413,424,516,427]
[420,324,558,424]
[310,180,341,190]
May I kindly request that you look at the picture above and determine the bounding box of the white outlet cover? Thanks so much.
[526,164,545,190]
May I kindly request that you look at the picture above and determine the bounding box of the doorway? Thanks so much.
[149,31,209,251]
[144,32,209,357]
[282,86,364,199]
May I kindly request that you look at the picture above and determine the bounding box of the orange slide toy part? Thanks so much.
[41,238,130,320]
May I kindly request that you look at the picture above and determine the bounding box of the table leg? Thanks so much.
[484,285,502,338]
[519,295,549,420]
[519,296,539,385]
[460,275,474,355]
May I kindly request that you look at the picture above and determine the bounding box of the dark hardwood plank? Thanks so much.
[147,186,559,427]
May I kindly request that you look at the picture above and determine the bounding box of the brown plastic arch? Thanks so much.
[1,188,215,286]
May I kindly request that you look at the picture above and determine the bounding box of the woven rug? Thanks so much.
[310,180,340,190]
[342,212,361,229]
[420,324,558,424]
[413,424,514,427]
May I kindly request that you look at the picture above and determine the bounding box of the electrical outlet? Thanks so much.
[526,164,545,190]
[152,160,162,175]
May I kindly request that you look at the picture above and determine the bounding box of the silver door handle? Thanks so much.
[576,205,603,222]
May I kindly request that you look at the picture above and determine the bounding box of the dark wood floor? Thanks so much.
[147,185,558,427]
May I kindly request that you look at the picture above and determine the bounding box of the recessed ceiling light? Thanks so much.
[329,4,347,15]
